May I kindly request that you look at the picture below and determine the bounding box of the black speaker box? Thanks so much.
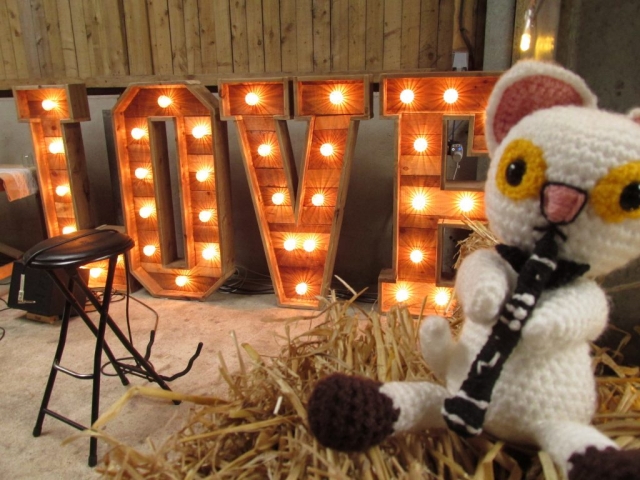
[7,261,89,318]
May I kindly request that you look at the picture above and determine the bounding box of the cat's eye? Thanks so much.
[495,139,547,200]
[591,161,640,222]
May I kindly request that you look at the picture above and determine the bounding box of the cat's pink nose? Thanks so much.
[542,183,586,225]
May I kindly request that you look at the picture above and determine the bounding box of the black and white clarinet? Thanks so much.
[442,228,562,437]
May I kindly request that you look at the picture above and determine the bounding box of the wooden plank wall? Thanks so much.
[0,0,483,89]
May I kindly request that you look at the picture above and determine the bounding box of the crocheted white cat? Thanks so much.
[307,61,640,480]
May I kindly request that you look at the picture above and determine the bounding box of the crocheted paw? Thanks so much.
[568,446,640,480]
[307,373,399,452]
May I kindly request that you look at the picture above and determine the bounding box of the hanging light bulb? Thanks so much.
[396,287,410,302]
[257,143,272,157]
[434,289,451,306]
[157,95,172,108]
[199,210,213,222]
[329,89,344,105]
[443,88,459,104]
[272,192,285,205]
[245,92,260,106]
[295,282,308,295]
[520,5,535,52]
[42,99,58,111]
[135,167,150,179]
[90,268,103,279]
[131,127,147,140]
[413,137,428,153]
[400,89,415,104]
[192,125,209,139]
[320,143,334,157]
[62,225,76,234]
[196,169,210,182]
[283,237,297,251]
[175,275,188,287]
[202,245,219,260]
[311,193,325,207]
[48,139,65,154]
[410,249,424,264]
[412,192,428,211]
[139,205,154,218]
[143,245,156,257]
[55,185,70,197]
[303,238,316,252]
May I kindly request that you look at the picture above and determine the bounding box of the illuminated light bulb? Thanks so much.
[435,289,451,307]
[143,245,156,257]
[303,238,316,252]
[134,167,150,180]
[396,287,410,303]
[283,237,297,251]
[42,99,58,111]
[459,195,475,213]
[48,139,64,154]
[400,89,415,104]
[413,137,428,153]
[175,275,188,287]
[196,170,210,182]
[157,95,172,108]
[412,193,428,211]
[257,143,272,157]
[295,282,308,296]
[245,92,260,106]
[320,143,334,157]
[131,127,146,140]
[55,185,70,197]
[311,193,325,207]
[520,33,532,52]
[272,192,285,205]
[329,89,344,105]
[89,268,102,279]
[199,210,213,222]
[202,245,219,260]
[117,255,124,265]
[62,226,76,234]
[520,7,534,52]
[443,88,459,104]
[139,206,154,218]
[192,125,209,139]
[410,249,424,264]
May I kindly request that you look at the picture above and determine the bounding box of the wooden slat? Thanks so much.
[42,0,65,77]
[103,1,129,76]
[69,0,91,78]
[382,0,401,70]
[312,0,330,72]
[56,0,79,78]
[401,0,421,69]
[168,0,188,74]
[84,0,104,76]
[262,0,281,72]
[330,0,348,71]
[147,0,173,74]
[296,0,313,72]
[365,0,383,71]
[246,0,265,73]
[229,0,249,73]
[30,0,53,76]
[123,0,153,75]
[184,0,202,73]
[436,0,455,70]
[5,0,30,78]
[0,30,6,79]
[213,0,233,72]
[348,0,365,71]
[279,0,297,73]
[0,0,17,79]
[419,0,439,68]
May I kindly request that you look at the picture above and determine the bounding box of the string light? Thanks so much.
[142,245,156,257]
[459,194,475,213]
[192,125,209,139]
[157,95,172,108]
[134,167,150,180]
[295,282,308,295]
[272,192,285,205]
[283,237,297,251]
[42,99,58,111]
[90,268,102,279]
[520,4,535,52]
[199,210,213,222]
[175,275,188,287]
[410,249,424,264]
[311,193,325,207]
[329,89,344,105]
[202,245,219,260]
[62,226,76,234]
[131,127,146,140]
[411,192,428,211]
[55,185,70,197]
[396,287,410,302]
[48,139,64,154]
[257,143,272,157]
[245,92,260,106]
[196,170,210,182]
[413,137,428,153]
[320,143,334,157]
[139,205,154,218]
[443,88,459,104]
[434,289,451,307]
[303,238,316,252]
[400,89,415,104]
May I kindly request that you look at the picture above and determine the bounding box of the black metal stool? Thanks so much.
[24,229,175,467]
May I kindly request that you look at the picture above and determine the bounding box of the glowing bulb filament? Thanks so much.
[143,245,156,257]
[413,137,428,153]
[175,275,188,287]
[459,195,475,213]
[434,289,451,307]
[139,206,154,218]
[443,88,459,104]
[311,193,325,207]
[283,238,297,251]
[400,89,415,104]
[62,226,76,234]
[192,125,209,139]
[42,99,58,111]
[412,193,428,211]
[245,92,260,106]
[295,282,308,295]
[135,167,150,180]
[157,95,172,108]
[199,210,213,223]
[131,127,146,140]
[329,90,344,105]
[410,249,424,264]
[257,143,272,157]
[89,268,102,279]
[196,170,210,182]
[202,245,219,260]
[396,288,410,302]
[48,139,64,155]
[303,239,317,252]
[272,192,285,205]
[320,143,334,157]
[55,185,70,197]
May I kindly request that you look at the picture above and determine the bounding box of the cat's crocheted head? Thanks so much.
[484,61,640,278]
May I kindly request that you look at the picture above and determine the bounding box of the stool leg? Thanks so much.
[33,275,75,437]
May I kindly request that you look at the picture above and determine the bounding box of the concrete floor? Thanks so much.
[0,281,324,479]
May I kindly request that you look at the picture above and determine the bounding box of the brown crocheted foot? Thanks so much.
[307,373,399,452]
[568,446,640,480]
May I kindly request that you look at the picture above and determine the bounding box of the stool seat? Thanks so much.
[24,229,134,269]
